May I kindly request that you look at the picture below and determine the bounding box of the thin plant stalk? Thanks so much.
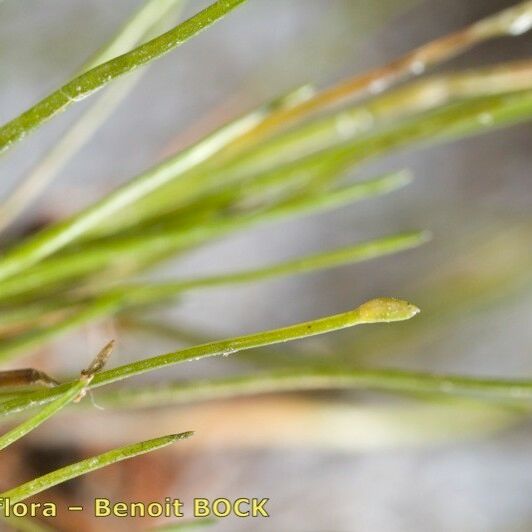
[0,4,530,282]
[96,368,532,409]
[0,229,424,361]
[230,1,532,146]
[98,62,532,233]
[81,0,187,72]
[0,0,187,234]
[0,85,306,284]
[0,298,420,416]
[0,199,418,302]
[0,170,409,298]
[0,433,193,503]
[0,0,247,154]
[0,379,85,450]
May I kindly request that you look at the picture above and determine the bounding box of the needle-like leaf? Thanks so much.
[0,0,247,154]
[0,379,85,450]
[0,433,193,503]
[0,171,411,303]
[0,0,188,234]
[97,368,532,409]
[232,1,532,144]
[0,230,427,361]
[0,298,420,416]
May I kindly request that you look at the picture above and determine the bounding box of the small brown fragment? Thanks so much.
[0,368,59,388]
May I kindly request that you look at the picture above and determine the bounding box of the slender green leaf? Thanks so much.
[97,368,532,409]
[0,298,420,416]
[0,232,422,360]
[0,379,85,450]
[0,0,187,234]
[0,433,193,503]
[82,0,188,71]
[123,231,430,296]
[93,63,532,234]
[0,171,411,303]
[239,91,532,188]
[0,86,295,285]
[0,294,123,363]
[235,1,532,141]
[212,84,532,187]
[0,0,246,154]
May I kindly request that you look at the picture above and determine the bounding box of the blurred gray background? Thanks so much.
[1,1,531,531]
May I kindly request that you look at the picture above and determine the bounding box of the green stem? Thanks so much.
[82,0,187,71]
[0,298,419,416]
[0,0,187,234]
[0,0,246,154]
[0,229,421,361]
[97,368,532,408]
[0,295,122,362]
[234,1,532,142]
[92,67,532,234]
[0,380,85,450]
[119,231,429,304]
[0,433,193,503]
[0,171,410,303]
[0,77,280,285]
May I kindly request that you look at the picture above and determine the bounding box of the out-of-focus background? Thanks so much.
[0,1,531,531]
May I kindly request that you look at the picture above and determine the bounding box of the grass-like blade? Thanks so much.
[0,225,423,305]
[0,85,300,285]
[0,0,246,154]
[0,432,193,504]
[98,368,532,409]
[217,83,532,185]
[0,171,411,303]
[0,379,85,450]
[0,229,425,360]
[239,91,532,189]
[0,298,420,416]
[0,275,420,365]
[82,0,188,71]
[233,1,532,144]
[0,295,124,364]
[0,0,187,234]
[3,44,529,287]
[118,231,429,299]
[0,189,417,363]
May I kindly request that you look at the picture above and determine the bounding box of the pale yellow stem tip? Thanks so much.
[357,297,420,323]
